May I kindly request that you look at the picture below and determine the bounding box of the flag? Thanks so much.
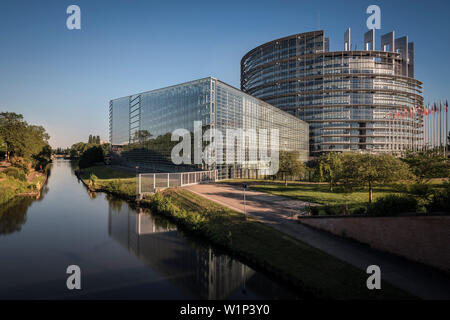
[446,100,448,112]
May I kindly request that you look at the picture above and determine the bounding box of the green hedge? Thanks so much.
[368,194,418,216]
[427,184,450,213]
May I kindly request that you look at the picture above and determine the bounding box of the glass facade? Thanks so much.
[109,77,309,179]
[241,30,424,155]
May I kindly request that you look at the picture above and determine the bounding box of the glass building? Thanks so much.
[241,30,424,156]
[109,77,309,179]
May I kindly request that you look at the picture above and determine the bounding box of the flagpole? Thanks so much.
[446,100,449,156]
[427,105,430,149]
[439,102,441,153]
[435,104,437,149]
[428,105,430,149]
[428,104,430,149]
[432,104,435,149]
[440,102,443,153]
[425,105,428,150]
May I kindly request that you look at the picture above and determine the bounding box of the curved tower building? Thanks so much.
[241,30,424,156]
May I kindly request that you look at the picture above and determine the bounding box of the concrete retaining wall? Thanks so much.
[298,215,450,272]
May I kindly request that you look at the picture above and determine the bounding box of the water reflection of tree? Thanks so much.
[0,197,34,235]
[106,194,124,211]
[0,178,49,235]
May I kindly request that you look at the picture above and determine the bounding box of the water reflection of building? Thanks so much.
[108,204,255,299]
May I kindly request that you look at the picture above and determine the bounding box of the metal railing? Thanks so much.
[137,170,217,195]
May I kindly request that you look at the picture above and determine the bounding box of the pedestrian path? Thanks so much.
[185,183,450,299]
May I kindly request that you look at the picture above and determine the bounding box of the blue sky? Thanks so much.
[0,0,449,147]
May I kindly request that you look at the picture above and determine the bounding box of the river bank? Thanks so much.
[75,165,414,299]
[0,164,49,205]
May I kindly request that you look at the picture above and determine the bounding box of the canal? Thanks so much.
[0,160,297,299]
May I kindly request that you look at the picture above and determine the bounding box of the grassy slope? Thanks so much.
[77,166,136,198]
[149,188,413,300]
[0,173,46,205]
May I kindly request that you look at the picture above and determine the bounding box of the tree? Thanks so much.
[0,112,26,160]
[318,152,343,191]
[34,144,52,169]
[69,142,90,158]
[342,153,412,203]
[0,135,6,158]
[278,151,306,186]
[0,112,50,162]
[133,130,152,145]
[23,125,50,158]
[402,150,449,183]
[78,145,104,169]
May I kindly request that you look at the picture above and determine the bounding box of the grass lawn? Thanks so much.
[152,188,413,299]
[251,183,400,206]
[220,178,447,214]
[221,178,403,205]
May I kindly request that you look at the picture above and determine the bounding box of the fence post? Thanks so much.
[138,174,141,195]
[167,173,170,188]
[153,173,156,190]
[181,173,183,186]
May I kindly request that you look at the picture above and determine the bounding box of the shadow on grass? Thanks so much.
[80,166,135,180]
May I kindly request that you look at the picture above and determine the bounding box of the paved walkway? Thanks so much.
[184,183,450,299]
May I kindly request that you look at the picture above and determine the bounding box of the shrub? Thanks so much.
[427,184,450,213]
[368,194,418,216]
[148,192,207,233]
[3,167,26,181]
[10,157,32,174]
[105,179,121,194]
[323,205,342,215]
[405,183,433,200]
[310,206,319,216]
[352,207,367,215]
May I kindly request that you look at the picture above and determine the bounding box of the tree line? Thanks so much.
[66,135,110,168]
[317,150,449,202]
[275,149,449,205]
